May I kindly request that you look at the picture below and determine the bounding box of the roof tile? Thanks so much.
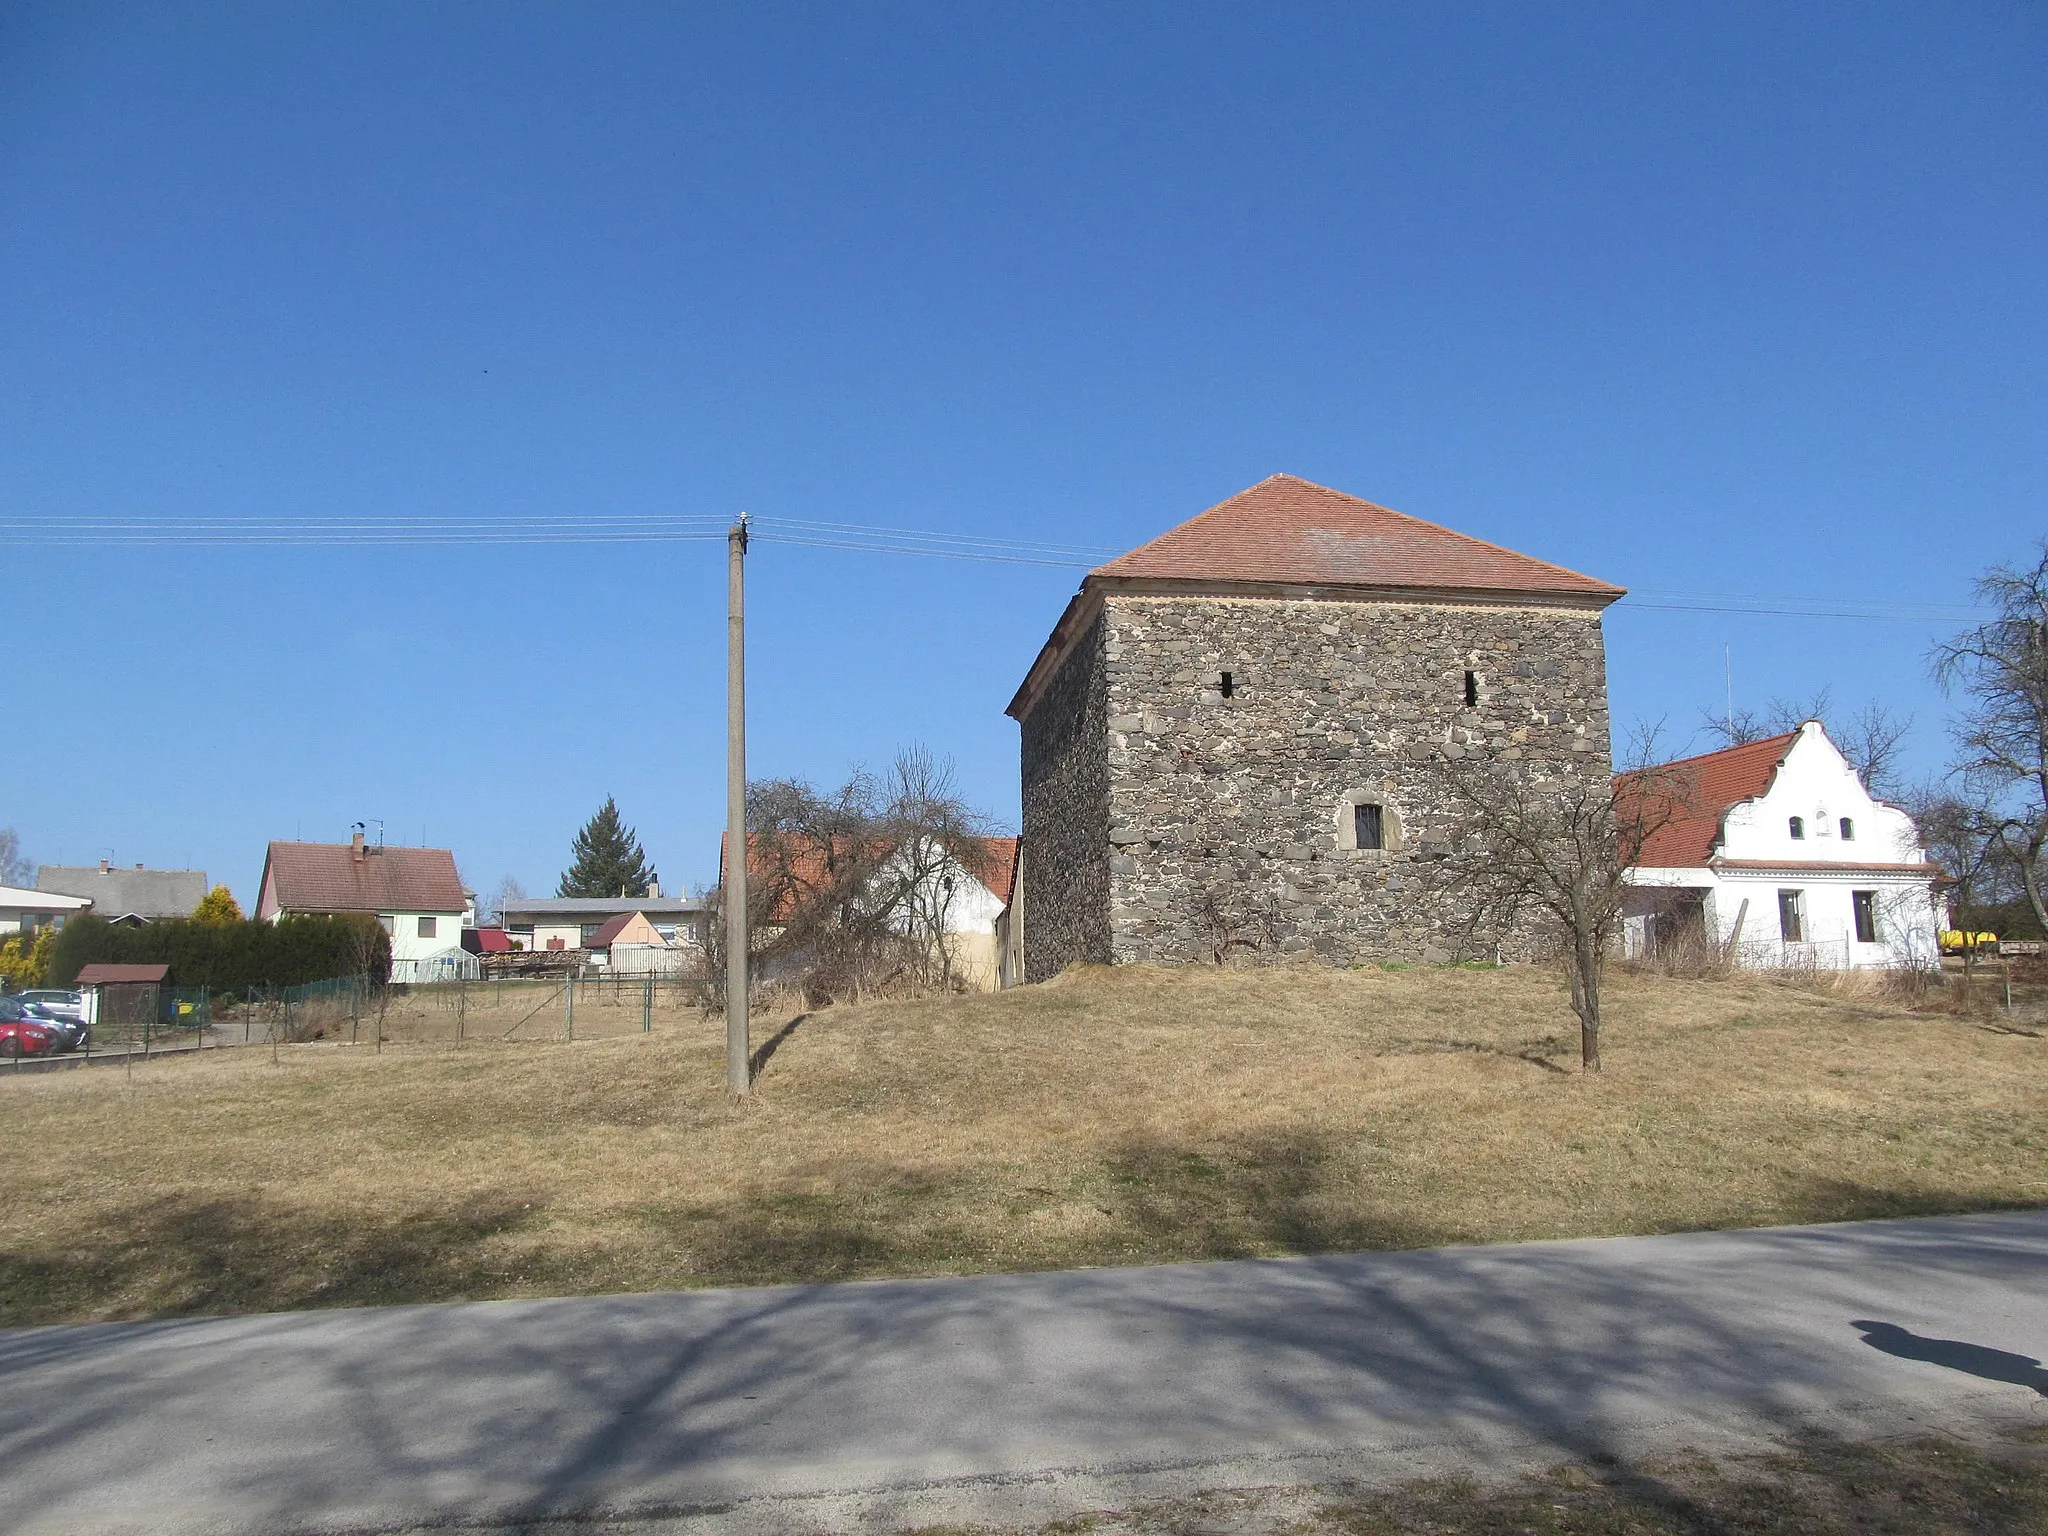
[1093,475,1624,599]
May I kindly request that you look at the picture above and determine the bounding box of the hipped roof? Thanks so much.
[1095,475,1624,599]
[1010,475,1622,719]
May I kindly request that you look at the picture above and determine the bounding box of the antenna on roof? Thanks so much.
[1724,646,1733,738]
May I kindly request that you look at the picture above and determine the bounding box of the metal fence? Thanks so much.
[5,973,712,1072]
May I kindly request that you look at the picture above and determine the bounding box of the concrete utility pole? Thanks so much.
[725,514,751,1097]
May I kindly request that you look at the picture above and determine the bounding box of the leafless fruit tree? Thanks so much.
[1932,543,2048,934]
[1433,754,1693,1071]
[706,746,1002,1004]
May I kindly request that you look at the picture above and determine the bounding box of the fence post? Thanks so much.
[457,977,467,1045]
[564,974,574,1041]
[643,976,652,1033]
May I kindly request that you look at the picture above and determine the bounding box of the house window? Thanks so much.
[581,923,603,944]
[1463,670,1479,707]
[378,915,395,935]
[1788,816,1805,840]
[1840,817,1855,842]
[1777,889,1806,942]
[1852,890,1879,944]
[417,916,437,939]
[1354,803,1385,851]
[1219,671,1234,698]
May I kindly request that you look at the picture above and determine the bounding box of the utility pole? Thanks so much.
[725,514,751,1097]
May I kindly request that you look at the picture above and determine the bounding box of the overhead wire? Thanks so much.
[0,508,1983,618]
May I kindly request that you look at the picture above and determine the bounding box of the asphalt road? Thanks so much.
[3,1211,2045,1535]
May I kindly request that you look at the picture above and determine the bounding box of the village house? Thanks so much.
[255,832,474,982]
[727,833,1019,992]
[1005,474,1623,980]
[498,895,707,962]
[38,861,207,924]
[1621,722,1942,969]
[0,886,91,937]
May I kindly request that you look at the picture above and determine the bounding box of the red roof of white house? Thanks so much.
[1618,733,1800,868]
[259,841,466,915]
[1093,475,1624,599]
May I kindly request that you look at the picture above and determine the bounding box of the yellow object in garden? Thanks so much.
[1938,929,1999,956]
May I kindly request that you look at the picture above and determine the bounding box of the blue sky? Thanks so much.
[3,2,2043,903]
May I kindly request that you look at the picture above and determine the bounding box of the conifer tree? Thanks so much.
[558,797,657,898]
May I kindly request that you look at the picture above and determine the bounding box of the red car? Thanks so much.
[0,1003,60,1056]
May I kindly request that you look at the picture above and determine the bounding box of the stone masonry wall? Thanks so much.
[1102,595,1612,965]
[1019,612,1111,981]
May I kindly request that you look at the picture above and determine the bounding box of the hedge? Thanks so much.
[48,914,392,991]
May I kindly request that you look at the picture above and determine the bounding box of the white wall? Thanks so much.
[1628,722,1941,970]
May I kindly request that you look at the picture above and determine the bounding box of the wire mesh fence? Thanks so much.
[4,973,713,1072]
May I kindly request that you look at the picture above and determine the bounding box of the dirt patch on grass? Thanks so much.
[2,964,2044,1325]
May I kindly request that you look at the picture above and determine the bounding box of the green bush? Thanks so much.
[48,914,391,991]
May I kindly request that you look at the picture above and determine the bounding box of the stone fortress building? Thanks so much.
[1006,475,1624,981]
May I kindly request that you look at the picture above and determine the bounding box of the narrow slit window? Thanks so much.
[1788,816,1805,840]
[1777,888,1806,942]
[1839,817,1855,841]
[1354,803,1384,851]
[1218,671,1234,698]
[1852,890,1879,944]
[1463,670,1478,707]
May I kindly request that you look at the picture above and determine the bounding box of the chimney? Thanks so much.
[351,830,367,862]
[99,858,110,873]
[135,863,144,871]
[648,879,662,898]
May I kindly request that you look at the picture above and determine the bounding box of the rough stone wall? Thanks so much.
[1101,594,1612,965]
[1019,612,1111,980]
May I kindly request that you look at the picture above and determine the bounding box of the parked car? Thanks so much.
[14,988,83,1023]
[0,1003,60,1057]
[0,996,88,1051]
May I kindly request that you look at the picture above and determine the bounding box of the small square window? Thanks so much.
[378,915,395,935]
[1354,803,1384,851]
[1839,817,1855,842]
[1852,890,1878,944]
[1788,817,1805,840]
[1463,670,1478,707]
[1777,888,1805,942]
[418,915,437,939]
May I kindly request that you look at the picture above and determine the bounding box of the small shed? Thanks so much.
[73,963,171,1029]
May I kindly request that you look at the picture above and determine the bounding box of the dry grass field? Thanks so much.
[2,963,2044,1326]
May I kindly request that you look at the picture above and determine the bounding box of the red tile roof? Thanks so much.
[74,963,170,984]
[1618,732,1799,868]
[1092,475,1624,600]
[719,833,1021,919]
[978,836,1020,907]
[261,841,466,915]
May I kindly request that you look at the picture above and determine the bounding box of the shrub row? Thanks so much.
[48,914,391,991]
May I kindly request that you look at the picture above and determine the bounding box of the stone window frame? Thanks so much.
[1334,789,1404,854]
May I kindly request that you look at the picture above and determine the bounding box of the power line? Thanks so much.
[0,507,1987,619]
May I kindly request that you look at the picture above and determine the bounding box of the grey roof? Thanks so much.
[38,866,208,920]
[502,897,704,920]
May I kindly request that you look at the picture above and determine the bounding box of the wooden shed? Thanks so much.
[72,963,171,1029]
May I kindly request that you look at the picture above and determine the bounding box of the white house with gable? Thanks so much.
[255,832,476,982]
[1620,721,1941,970]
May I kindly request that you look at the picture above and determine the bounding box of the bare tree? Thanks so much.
[481,876,527,927]
[1433,754,1693,1071]
[1933,544,2048,934]
[1698,689,1911,797]
[0,827,31,888]
[706,746,1001,1005]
